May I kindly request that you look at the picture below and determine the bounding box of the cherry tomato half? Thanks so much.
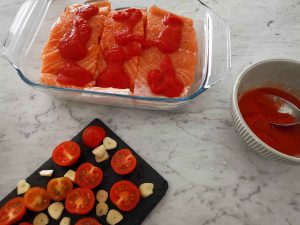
[75,162,103,189]
[111,149,137,175]
[0,197,26,225]
[110,180,140,211]
[47,177,73,201]
[82,126,106,148]
[24,187,51,212]
[65,188,95,215]
[75,217,101,225]
[19,223,32,225]
[52,141,81,167]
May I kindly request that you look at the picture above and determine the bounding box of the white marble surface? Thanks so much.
[1,0,300,224]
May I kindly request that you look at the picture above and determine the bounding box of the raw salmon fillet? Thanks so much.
[40,2,111,89]
[134,5,197,97]
[98,9,146,91]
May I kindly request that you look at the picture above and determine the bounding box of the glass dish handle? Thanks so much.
[2,0,50,67]
[204,11,231,88]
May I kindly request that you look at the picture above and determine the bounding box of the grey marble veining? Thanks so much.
[1,0,300,225]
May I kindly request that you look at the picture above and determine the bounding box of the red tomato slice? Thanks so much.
[0,197,26,225]
[75,162,103,189]
[111,149,137,175]
[82,126,106,148]
[65,188,95,215]
[75,217,101,225]
[24,187,51,212]
[52,141,81,167]
[110,180,140,211]
[19,223,32,225]
[47,177,73,201]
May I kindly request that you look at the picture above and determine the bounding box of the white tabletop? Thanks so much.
[0,0,300,224]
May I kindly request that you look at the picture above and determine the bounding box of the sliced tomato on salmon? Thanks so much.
[56,61,94,86]
[40,72,95,89]
[134,5,197,97]
[98,8,146,91]
[40,2,111,88]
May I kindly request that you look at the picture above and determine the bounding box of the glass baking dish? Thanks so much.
[2,0,231,110]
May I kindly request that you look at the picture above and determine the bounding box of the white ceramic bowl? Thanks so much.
[231,59,300,165]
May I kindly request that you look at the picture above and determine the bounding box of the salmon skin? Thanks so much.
[40,3,197,97]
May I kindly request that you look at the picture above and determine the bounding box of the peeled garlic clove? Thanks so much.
[17,179,31,195]
[39,170,53,177]
[106,209,123,225]
[96,189,108,203]
[59,217,71,225]
[95,151,109,163]
[96,202,109,217]
[48,202,64,220]
[64,170,76,182]
[139,183,154,198]
[92,145,106,157]
[103,137,117,150]
[33,213,49,225]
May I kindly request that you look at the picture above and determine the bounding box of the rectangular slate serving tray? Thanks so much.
[0,118,168,225]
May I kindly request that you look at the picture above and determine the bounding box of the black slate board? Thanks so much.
[0,119,168,225]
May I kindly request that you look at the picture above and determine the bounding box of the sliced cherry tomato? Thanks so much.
[47,177,73,201]
[52,141,81,167]
[19,223,32,225]
[23,187,51,212]
[75,162,103,189]
[110,180,140,211]
[111,149,137,175]
[0,197,26,225]
[65,188,95,215]
[82,126,106,148]
[75,217,101,225]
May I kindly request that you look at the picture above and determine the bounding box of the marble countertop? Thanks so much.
[1,0,300,224]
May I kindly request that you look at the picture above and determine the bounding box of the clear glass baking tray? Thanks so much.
[2,0,231,110]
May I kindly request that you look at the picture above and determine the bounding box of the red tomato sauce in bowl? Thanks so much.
[238,87,300,156]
